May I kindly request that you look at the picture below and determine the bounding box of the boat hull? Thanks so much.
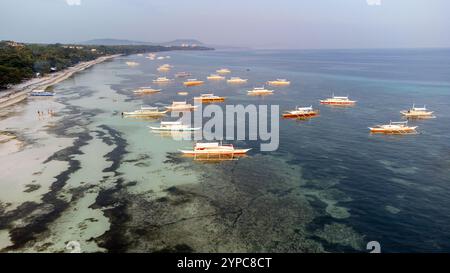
[267,82,290,86]
[247,91,273,96]
[123,112,167,117]
[194,98,225,103]
[183,82,204,87]
[320,101,355,105]
[179,148,251,156]
[282,112,318,119]
[369,127,417,134]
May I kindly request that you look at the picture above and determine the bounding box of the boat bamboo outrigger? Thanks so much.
[400,104,435,119]
[179,142,251,161]
[267,79,290,86]
[369,121,418,134]
[165,101,198,111]
[122,105,167,117]
[282,106,319,119]
[183,79,204,87]
[193,94,226,103]
[149,121,200,131]
[320,94,356,106]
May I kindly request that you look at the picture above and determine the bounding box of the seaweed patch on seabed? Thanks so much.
[0,104,96,251]
[91,153,330,252]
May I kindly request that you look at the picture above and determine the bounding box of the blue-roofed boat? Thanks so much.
[30,90,55,97]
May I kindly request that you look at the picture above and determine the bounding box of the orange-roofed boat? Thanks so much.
[183,79,204,87]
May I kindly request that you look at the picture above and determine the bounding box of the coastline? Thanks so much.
[0,54,121,109]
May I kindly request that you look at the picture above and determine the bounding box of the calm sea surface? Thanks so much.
[1,48,450,252]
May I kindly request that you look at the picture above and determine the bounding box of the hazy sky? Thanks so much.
[1,0,449,49]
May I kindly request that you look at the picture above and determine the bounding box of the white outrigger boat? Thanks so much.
[400,104,435,119]
[207,74,225,80]
[149,121,200,131]
[157,64,172,72]
[133,87,161,94]
[320,94,356,106]
[369,121,418,134]
[267,79,290,86]
[165,101,198,111]
[126,61,139,67]
[216,68,231,74]
[153,77,172,84]
[179,142,251,160]
[227,77,248,84]
[175,72,192,78]
[282,106,319,119]
[247,87,274,96]
[122,105,167,117]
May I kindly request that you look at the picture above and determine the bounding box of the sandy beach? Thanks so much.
[0,54,121,109]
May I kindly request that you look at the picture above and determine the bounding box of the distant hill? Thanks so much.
[81,38,205,47]
[81,39,154,46]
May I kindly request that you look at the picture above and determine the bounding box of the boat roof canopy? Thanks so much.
[161,121,182,125]
[297,106,313,111]
[195,142,220,148]
[390,121,408,124]
[172,101,187,105]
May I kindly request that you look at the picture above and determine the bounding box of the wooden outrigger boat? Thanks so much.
[157,64,172,72]
[400,105,435,119]
[216,68,231,74]
[207,74,225,80]
[320,94,356,106]
[247,87,274,96]
[267,79,290,86]
[165,101,198,111]
[153,77,172,84]
[193,94,225,103]
[122,105,167,117]
[133,87,161,94]
[179,142,251,161]
[282,106,319,119]
[369,121,418,134]
[126,61,139,67]
[175,72,192,78]
[149,121,200,131]
[227,77,248,84]
[183,79,204,87]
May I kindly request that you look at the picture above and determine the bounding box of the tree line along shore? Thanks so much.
[0,40,212,90]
